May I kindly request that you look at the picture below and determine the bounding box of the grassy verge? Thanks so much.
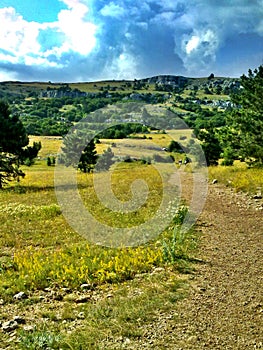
[209,161,263,194]
[16,271,189,350]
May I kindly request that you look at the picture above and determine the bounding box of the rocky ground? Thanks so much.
[123,179,263,349]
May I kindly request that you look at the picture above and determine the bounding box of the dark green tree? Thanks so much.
[195,125,222,166]
[21,141,42,166]
[61,129,98,173]
[0,101,40,188]
[167,140,182,153]
[95,147,115,171]
[0,101,28,155]
[222,66,263,166]
[47,157,52,166]
[0,152,25,188]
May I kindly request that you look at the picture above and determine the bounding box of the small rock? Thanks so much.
[151,267,165,274]
[23,325,35,332]
[75,295,91,303]
[253,194,262,199]
[13,316,26,324]
[123,338,131,345]
[13,292,28,300]
[77,312,85,319]
[80,283,92,290]
[2,320,18,332]
[212,179,218,184]
[0,299,4,305]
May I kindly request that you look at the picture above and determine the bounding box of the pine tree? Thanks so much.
[194,126,222,166]
[96,147,114,171]
[223,66,263,166]
[0,100,40,188]
[61,129,98,172]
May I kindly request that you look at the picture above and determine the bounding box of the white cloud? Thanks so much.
[0,0,97,70]
[0,7,41,61]
[181,29,220,74]
[100,2,125,18]
[100,51,138,80]
[185,36,200,54]
[56,3,97,55]
[1,0,263,81]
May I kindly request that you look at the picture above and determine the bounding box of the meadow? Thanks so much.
[1,134,262,349]
[0,134,197,349]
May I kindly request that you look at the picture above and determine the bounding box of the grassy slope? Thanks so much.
[0,135,197,349]
[0,133,262,348]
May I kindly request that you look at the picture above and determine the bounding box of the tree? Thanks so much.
[0,101,28,155]
[95,147,115,171]
[0,152,25,188]
[208,73,215,80]
[223,66,263,166]
[47,157,52,166]
[0,101,40,188]
[61,129,98,173]
[167,140,182,153]
[21,141,42,166]
[195,125,222,166]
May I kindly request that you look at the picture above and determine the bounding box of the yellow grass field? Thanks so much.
[1,135,262,349]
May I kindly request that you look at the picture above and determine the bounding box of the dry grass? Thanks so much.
[0,135,200,349]
[209,161,263,194]
[29,136,62,158]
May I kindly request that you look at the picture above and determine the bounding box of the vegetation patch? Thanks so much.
[209,162,263,194]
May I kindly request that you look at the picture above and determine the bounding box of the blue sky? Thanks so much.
[0,0,263,82]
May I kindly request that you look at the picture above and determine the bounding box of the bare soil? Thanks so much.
[132,177,263,349]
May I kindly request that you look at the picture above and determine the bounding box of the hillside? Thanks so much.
[0,75,239,98]
[0,75,239,138]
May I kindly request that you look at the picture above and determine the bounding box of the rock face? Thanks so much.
[141,75,188,88]
[40,88,87,98]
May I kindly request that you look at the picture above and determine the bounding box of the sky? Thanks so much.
[0,0,263,82]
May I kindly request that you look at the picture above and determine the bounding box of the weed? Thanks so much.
[19,329,62,350]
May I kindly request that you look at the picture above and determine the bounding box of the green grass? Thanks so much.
[0,136,200,349]
[15,271,189,350]
[0,149,193,294]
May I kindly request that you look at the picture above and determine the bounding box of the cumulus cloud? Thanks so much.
[100,2,126,18]
[0,7,40,63]
[0,0,97,74]
[0,0,263,81]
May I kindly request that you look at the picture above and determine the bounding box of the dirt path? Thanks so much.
[135,177,263,349]
[174,181,263,349]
